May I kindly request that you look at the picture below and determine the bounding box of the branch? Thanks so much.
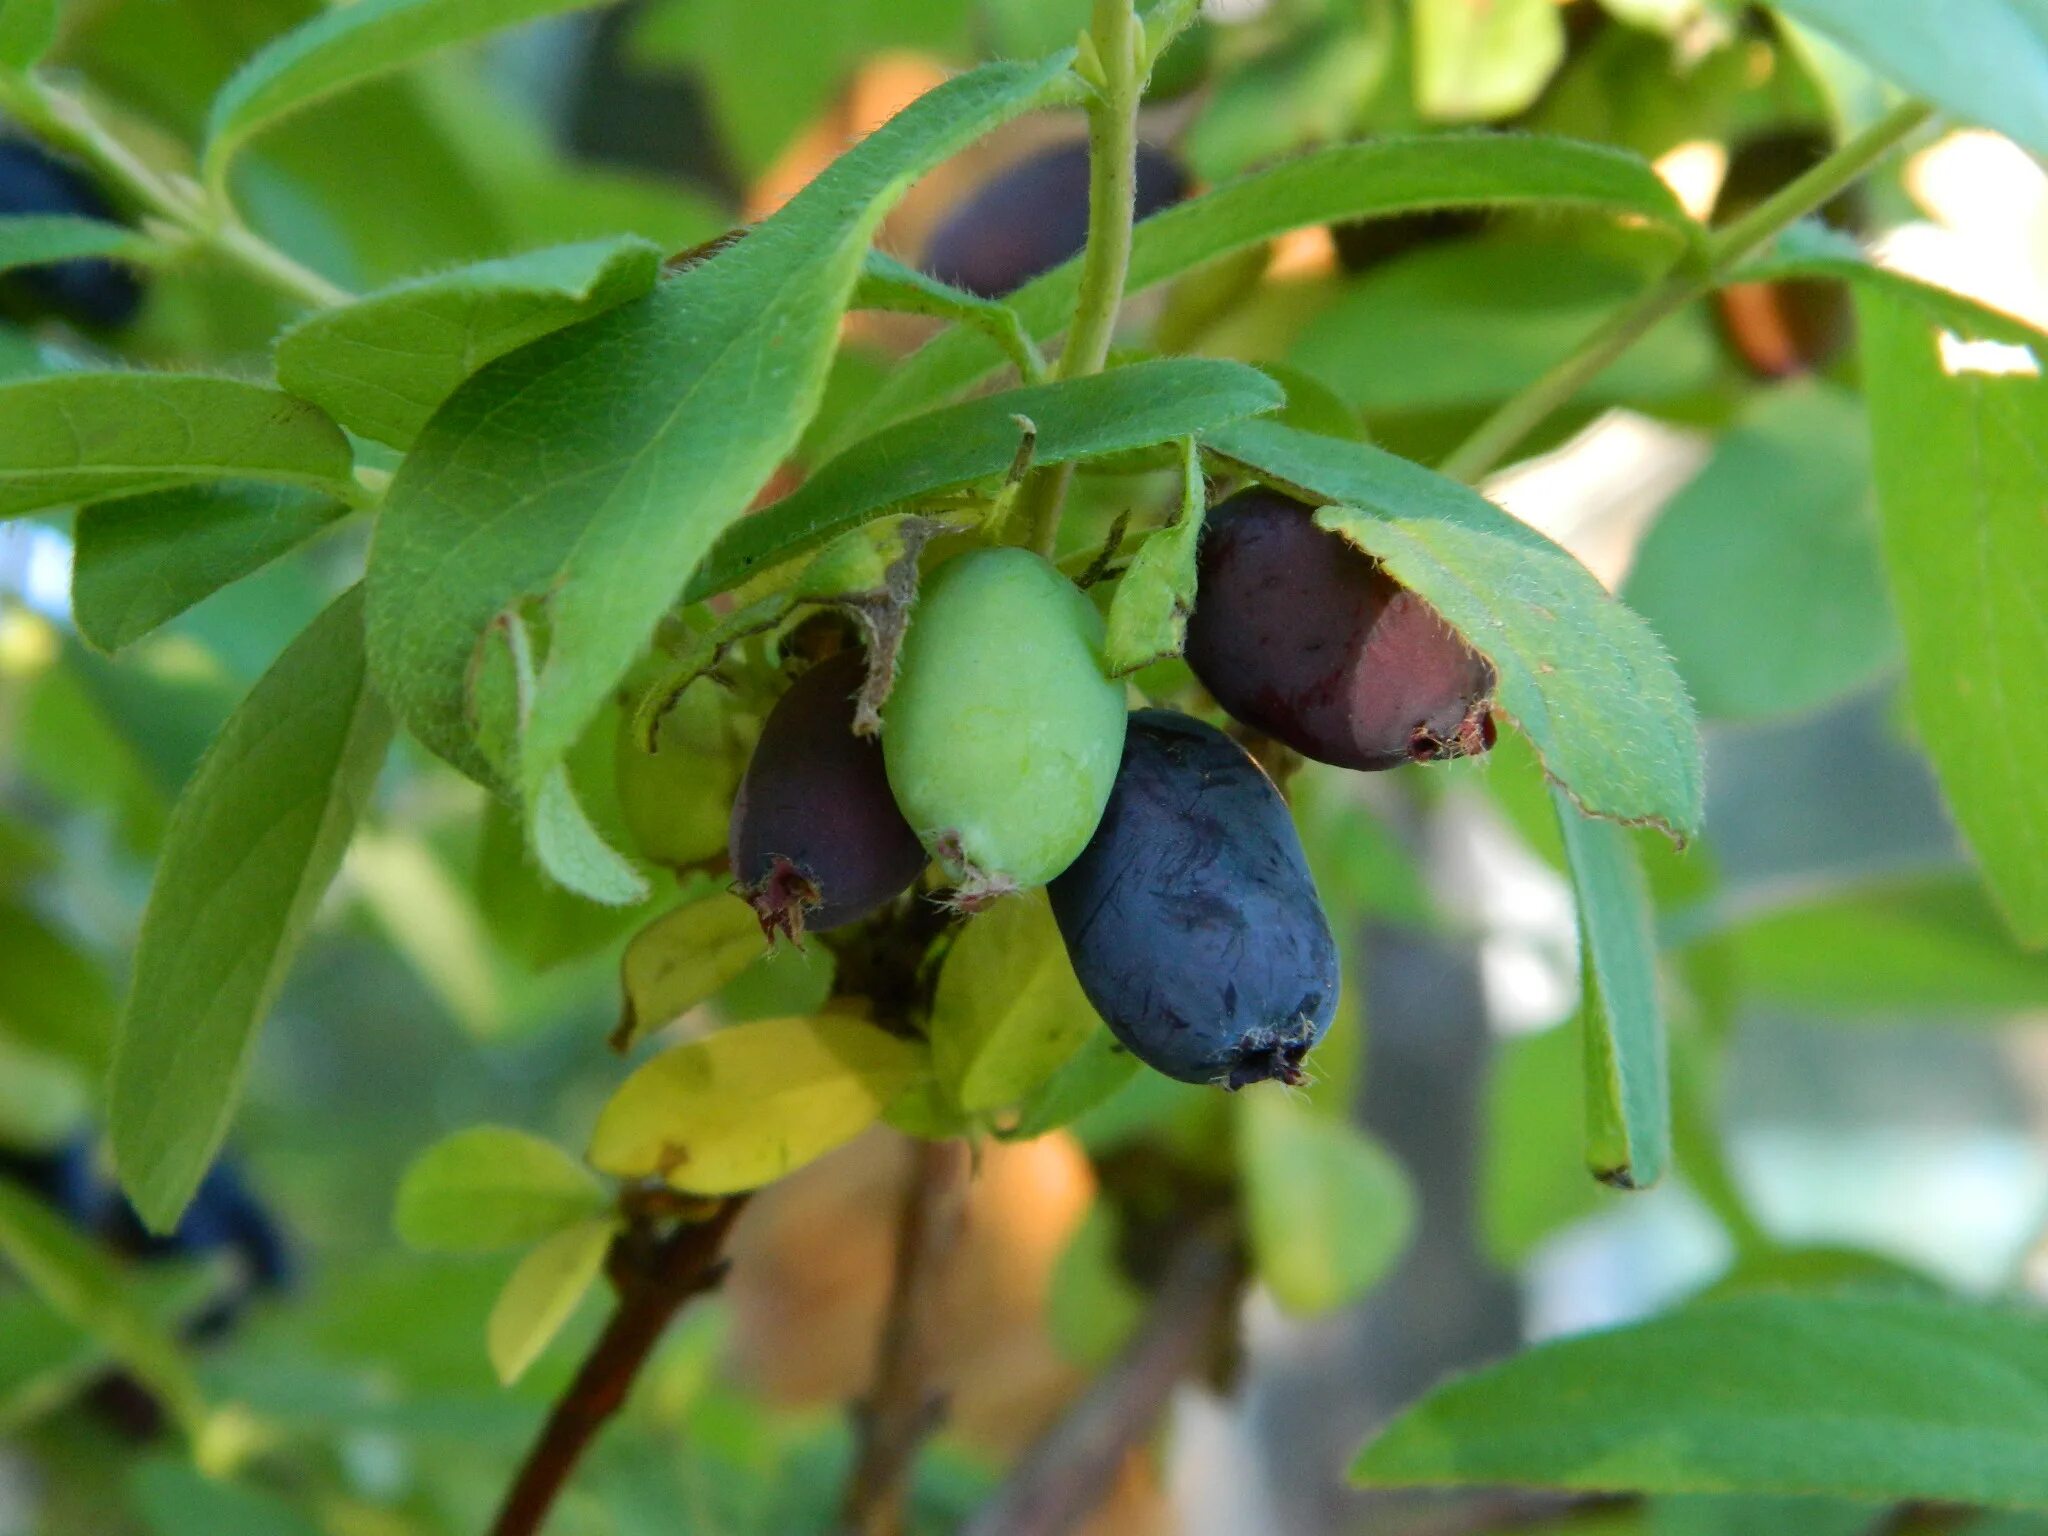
[489,1196,748,1536]
[1437,98,1935,485]
[963,1226,1241,1536]
[839,1137,974,1536]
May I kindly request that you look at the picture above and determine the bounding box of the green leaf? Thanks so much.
[0,1181,204,1435]
[851,133,1700,445]
[486,1216,614,1385]
[854,251,1045,385]
[589,1014,928,1195]
[1697,877,2048,1017]
[687,357,1280,603]
[527,762,650,908]
[1293,237,1721,415]
[1353,1292,2048,1508]
[130,1460,327,1536]
[202,0,616,182]
[1206,418,1703,837]
[0,214,150,273]
[0,0,53,68]
[1047,1205,1144,1366]
[1623,382,1894,720]
[1105,439,1205,676]
[930,891,1102,1118]
[1481,1021,1618,1265]
[614,895,767,1052]
[1557,788,1669,1189]
[1765,0,2048,160]
[1000,1027,1141,1142]
[0,373,354,520]
[1853,284,2048,947]
[394,1125,608,1253]
[109,587,394,1230]
[366,55,1077,793]
[72,483,350,653]
[274,237,665,449]
[0,898,117,1073]
[1237,1088,1414,1317]
[1413,0,1567,121]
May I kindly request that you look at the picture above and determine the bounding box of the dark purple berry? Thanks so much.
[0,140,144,330]
[1048,710,1338,1089]
[921,140,1190,299]
[730,650,927,941]
[1184,488,1496,771]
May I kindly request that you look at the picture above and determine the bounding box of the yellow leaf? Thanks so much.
[487,1217,614,1386]
[589,1015,927,1194]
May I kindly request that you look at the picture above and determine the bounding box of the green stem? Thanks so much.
[1018,0,1143,558]
[1437,98,1935,486]
[0,73,352,312]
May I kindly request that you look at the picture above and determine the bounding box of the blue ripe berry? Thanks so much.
[1048,710,1339,1089]
[921,140,1190,299]
[0,139,145,329]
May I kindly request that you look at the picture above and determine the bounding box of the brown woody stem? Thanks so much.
[839,1137,975,1536]
[489,1197,748,1536]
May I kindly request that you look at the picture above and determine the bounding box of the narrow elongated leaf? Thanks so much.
[1237,1089,1414,1316]
[486,1217,613,1385]
[691,358,1279,601]
[854,251,1045,385]
[73,483,350,653]
[614,896,766,1052]
[0,374,354,519]
[394,1126,608,1252]
[1001,1027,1140,1142]
[1353,1292,2048,1509]
[0,215,150,273]
[1765,0,2048,160]
[849,134,1701,444]
[1556,789,1668,1189]
[367,56,1076,792]
[0,1181,204,1435]
[930,891,1101,1117]
[1624,383,1893,720]
[1207,418,1703,837]
[589,1014,927,1195]
[109,587,394,1230]
[203,0,614,180]
[275,237,665,449]
[1854,287,2048,947]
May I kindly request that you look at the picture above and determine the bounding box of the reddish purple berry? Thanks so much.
[1184,488,1496,771]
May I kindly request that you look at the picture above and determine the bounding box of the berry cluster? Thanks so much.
[721,489,1494,1092]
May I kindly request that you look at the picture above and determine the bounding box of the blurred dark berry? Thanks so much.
[921,139,1190,299]
[1185,487,1496,771]
[0,138,145,329]
[1712,128,1863,378]
[729,650,927,941]
[1049,710,1339,1089]
[1329,206,1488,277]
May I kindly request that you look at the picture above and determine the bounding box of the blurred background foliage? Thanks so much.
[1,0,2046,1533]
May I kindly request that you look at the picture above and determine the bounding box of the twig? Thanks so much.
[1436,98,1934,485]
[489,1197,749,1536]
[840,1137,975,1536]
[963,1226,1241,1536]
